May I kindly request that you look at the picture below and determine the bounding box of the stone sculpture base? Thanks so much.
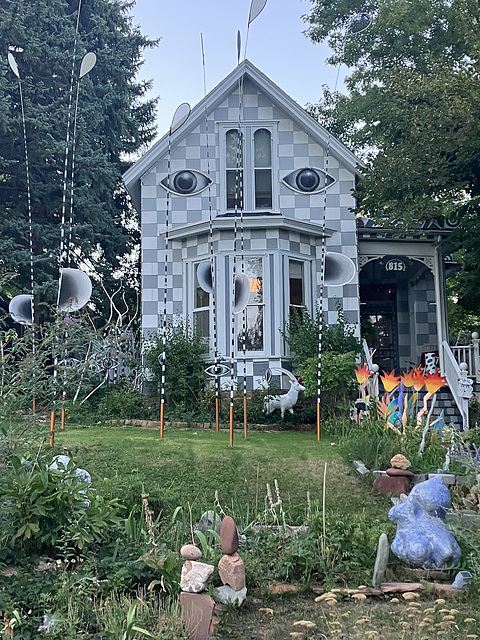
[180,592,215,640]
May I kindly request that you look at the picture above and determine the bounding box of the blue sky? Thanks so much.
[130,0,345,139]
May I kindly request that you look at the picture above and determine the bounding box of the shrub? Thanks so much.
[144,317,207,413]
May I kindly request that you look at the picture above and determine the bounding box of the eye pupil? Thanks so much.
[173,171,197,194]
[296,168,320,192]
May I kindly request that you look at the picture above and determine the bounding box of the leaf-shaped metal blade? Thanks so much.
[79,52,96,78]
[170,102,191,134]
[248,0,267,25]
[8,53,20,78]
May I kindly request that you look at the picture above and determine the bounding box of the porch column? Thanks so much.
[433,238,447,374]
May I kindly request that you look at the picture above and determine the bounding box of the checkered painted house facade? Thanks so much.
[124,61,449,389]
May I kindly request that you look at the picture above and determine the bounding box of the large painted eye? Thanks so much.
[160,170,212,196]
[282,167,335,194]
[205,363,232,378]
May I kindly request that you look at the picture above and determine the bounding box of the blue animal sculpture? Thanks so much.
[388,476,461,569]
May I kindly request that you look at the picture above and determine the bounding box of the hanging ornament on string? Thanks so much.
[79,51,96,78]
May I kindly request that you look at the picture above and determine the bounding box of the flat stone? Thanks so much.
[353,460,370,476]
[218,553,245,591]
[372,533,390,589]
[180,561,214,593]
[220,516,239,555]
[181,545,202,561]
[374,475,411,497]
[267,583,300,594]
[373,470,387,478]
[380,582,424,593]
[412,473,428,484]
[180,592,215,640]
[214,585,247,606]
[434,583,462,597]
[386,468,415,477]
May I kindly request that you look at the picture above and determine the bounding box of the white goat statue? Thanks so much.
[263,368,306,419]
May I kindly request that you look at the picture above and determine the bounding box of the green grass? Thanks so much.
[54,425,386,525]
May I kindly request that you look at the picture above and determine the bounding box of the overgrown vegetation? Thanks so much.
[281,301,361,417]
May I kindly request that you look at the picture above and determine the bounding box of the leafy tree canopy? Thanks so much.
[0,0,158,318]
[304,0,480,312]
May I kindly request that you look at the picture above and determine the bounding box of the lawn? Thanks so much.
[1,422,480,640]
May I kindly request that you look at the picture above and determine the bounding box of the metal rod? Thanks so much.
[49,410,56,448]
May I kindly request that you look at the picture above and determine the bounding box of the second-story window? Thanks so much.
[254,128,272,209]
[226,129,243,210]
[223,124,276,212]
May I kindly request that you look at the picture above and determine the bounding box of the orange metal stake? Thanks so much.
[49,410,56,447]
[229,405,234,447]
[316,402,321,441]
[215,396,220,432]
[160,402,164,439]
[243,395,247,438]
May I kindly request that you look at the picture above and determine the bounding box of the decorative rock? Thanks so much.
[220,516,239,555]
[452,570,473,589]
[197,510,222,535]
[353,460,370,476]
[267,583,301,594]
[391,454,411,469]
[386,467,414,478]
[181,545,202,561]
[180,560,214,593]
[389,476,461,569]
[180,592,215,640]
[215,585,247,606]
[374,475,410,497]
[218,552,246,591]
[372,533,389,589]
[380,582,424,594]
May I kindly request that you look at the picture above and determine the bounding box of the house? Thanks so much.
[123,60,473,426]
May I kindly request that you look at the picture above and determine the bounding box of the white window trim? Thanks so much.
[218,121,279,214]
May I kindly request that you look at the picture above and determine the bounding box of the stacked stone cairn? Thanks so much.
[179,544,215,640]
[215,516,247,606]
[374,454,414,497]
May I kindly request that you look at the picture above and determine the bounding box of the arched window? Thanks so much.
[254,128,272,209]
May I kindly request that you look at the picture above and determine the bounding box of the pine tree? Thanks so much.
[0,0,158,319]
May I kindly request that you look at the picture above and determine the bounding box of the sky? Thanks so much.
[129,0,345,140]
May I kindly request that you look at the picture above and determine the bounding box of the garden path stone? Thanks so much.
[372,532,389,589]
[380,582,424,593]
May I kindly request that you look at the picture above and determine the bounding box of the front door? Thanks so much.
[360,285,399,372]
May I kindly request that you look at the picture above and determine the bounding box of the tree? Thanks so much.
[0,0,157,318]
[304,0,480,312]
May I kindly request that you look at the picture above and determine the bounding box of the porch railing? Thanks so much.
[441,340,469,430]
[450,333,480,382]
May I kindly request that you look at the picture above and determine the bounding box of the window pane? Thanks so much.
[193,309,209,338]
[238,305,263,351]
[195,265,210,308]
[226,129,243,168]
[255,169,272,209]
[226,170,243,210]
[289,260,304,306]
[245,257,263,303]
[254,129,271,167]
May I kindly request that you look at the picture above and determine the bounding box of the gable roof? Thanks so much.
[123,59,362,210]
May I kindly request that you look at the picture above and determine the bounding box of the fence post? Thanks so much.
[472,332,480,384]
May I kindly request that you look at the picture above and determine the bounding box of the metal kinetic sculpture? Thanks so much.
[159,102,192,438]
[315,12,371,441]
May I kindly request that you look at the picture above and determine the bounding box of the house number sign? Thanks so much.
[385,259,406,272]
